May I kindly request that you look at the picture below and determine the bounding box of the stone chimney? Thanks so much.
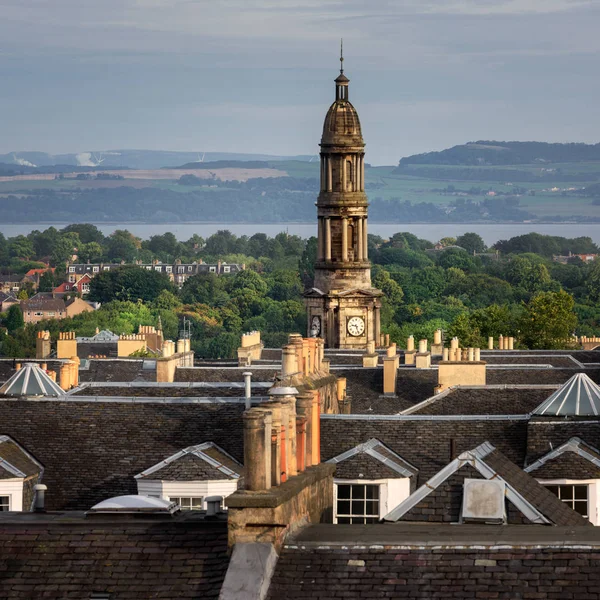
[362,340,378,368]
[436,347,486,393]
[404,335,416,365]
[35,330,51,359]
[431,329,444,357]
[415,339,431,369]
[227,385,334,551]
[56,331,77,359]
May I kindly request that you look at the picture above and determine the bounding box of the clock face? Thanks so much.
[347,316,365,337]
[311,315,321,336]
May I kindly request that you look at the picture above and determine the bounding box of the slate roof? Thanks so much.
[487,367,600,386]
[136,442,242,481]
[533,373,600,416]
[321,416,528,484]
[0,400,246,510]
[340,368,438,414]
[0,435,43,480]
[0,512,229,599]
[20,297,66,312]
[73,383,269,398]
[384,442,589,527]
[78,359,156,383]
[407,387,552,416]
[327,439,418,480]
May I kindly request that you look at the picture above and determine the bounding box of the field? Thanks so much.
[0,158,598,222]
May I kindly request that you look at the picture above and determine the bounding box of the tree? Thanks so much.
[77,241,104,263]
[447,313,483,348]
[298,237,317,287]
[456,232,486,254]
[267,270,303,301]
[61,224,105,244]
[587,260,600,303]
[106,230,140,262]
[505,256,552,293]
[230,269,268,295]
[88,267,175,303]
[520,290,578,349]
[9,236,34,260]
[439,237,457,247]
[5,305,24,332]
[38,271,57,293]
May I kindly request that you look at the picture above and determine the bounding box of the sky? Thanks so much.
[1,0,600,165]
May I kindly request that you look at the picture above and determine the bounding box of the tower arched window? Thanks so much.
[346,159,354,191]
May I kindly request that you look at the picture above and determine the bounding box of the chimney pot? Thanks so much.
[34,484,48,512]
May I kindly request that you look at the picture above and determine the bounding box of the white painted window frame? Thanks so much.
[0,480,24,511]
[333,478,411,524]
[538,478,600,525]
[137,479,238,510]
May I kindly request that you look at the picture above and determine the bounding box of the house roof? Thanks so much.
[0,292,17,303]
[533,373,600,416]
[0,363,65,398]
[0,399,246,510]
[0,435,43,480]
[327,438,417,479]
[0,511,229,599]
[135,442,242,481]
[383,442,589,527]
[405,387,553,416]
[20,297,66,312]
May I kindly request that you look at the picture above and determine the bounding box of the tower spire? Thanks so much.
[340,38,344,74]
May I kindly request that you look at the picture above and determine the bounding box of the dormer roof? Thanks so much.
[135,442,242,482]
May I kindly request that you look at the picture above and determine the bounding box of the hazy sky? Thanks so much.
[2,0,600,165]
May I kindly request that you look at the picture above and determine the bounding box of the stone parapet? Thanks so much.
[226,463,335,551]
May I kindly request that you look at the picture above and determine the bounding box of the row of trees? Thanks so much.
[1,228,599,358]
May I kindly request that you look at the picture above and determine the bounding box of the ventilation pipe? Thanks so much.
[243,371,252,410]
[205,496,223,517]
[34,484,47,512]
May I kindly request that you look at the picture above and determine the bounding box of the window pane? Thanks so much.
[574,501,588,517]
[365,485,379,500]
[574,486,588,500]
[0,496,9,511]
[365,501,379,516]
[337,517,350,524]
[191,497,203,509]
[352,485,366,499]
[337,485,351,500]
[560,487,574,500]
[365,517,379,524]
[350,517,366,525]
[351,500,364,515]
[338,501,350,515]
[546,486,559,497]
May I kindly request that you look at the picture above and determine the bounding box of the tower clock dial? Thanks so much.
[311,315,321,337]
[347,316,365,337]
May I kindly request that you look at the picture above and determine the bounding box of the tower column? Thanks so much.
[356,217,363,262]
[360,155,365,191]
[374,304,380,345]
[327,157,332,192]
[341,217,348,262]
[317,218,324,261]
[362,217,368,260]
[355,155,359,192]
[325,218,332,261]
[342,156,347,191]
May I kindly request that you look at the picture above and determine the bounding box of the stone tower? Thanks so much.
[304,49,382,349]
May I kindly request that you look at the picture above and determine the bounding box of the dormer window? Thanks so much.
[0,496,10,511]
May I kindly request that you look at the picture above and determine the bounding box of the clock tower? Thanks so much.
[304,47,382,349]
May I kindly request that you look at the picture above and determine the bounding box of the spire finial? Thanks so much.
[340,38,344,74]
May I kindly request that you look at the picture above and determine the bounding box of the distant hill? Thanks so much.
[173,160,270,170]
[0,150,315,170]
[398,141,600,168]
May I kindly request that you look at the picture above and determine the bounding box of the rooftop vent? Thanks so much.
[461,478,506,524]
[0,363,64,397]
[87,495,178,516]
[533,373,600,416]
